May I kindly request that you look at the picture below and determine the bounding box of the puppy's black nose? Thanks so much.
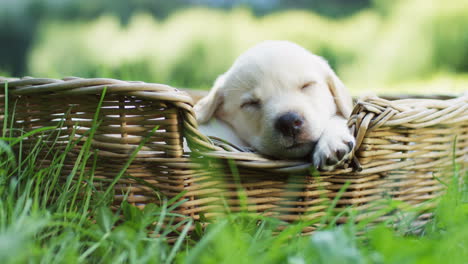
[275,112,304,137]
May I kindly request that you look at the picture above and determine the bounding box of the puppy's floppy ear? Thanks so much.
[317,57,353,118]
[194,74,225,124]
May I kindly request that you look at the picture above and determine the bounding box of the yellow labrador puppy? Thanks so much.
[194,40,354,171]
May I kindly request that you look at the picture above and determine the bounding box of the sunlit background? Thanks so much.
[1,0,467,94]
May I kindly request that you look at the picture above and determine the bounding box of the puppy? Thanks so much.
[194,40,355,171]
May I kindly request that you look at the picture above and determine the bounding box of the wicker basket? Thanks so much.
[1,77,467,232]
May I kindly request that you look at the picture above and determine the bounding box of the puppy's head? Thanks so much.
[195,40,352,159]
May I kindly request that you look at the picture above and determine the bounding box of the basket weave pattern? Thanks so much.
[1,77,466,231]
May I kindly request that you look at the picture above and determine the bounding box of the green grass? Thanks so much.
[0,83,467,263]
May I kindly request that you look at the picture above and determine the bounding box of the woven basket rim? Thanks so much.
[2,76,467,174]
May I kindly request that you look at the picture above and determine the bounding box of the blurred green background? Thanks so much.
[1,0,468,94]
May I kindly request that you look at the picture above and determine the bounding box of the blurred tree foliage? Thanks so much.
[0,0,370,76]
[1,0,468,92]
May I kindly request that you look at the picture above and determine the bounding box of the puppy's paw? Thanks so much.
[312,131,355,171]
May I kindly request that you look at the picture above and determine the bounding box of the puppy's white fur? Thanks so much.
[194,40,354,171]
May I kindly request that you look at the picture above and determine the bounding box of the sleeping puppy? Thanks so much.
[194,40,355,171]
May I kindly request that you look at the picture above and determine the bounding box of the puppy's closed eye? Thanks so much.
[300,81,316,91]
[241,99,262,109]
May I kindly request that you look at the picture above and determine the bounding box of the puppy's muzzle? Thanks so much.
[275,112,304,138]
